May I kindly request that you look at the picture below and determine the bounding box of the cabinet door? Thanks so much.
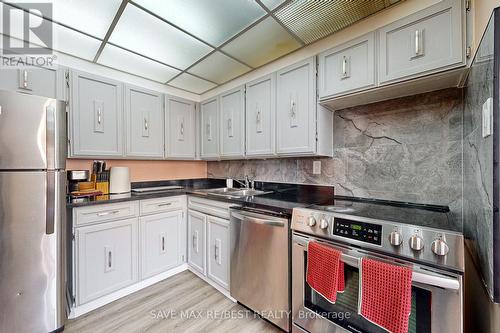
[200,97,219,159]
[207,217,229,290]
[378,0,464,85]
[0,67,58,98]
[140,211,181,279]
[245,74,276,157]
[165,95,196,159]
[187,210,206,275]
[125,85,163,158]
[318,32,376,99]
[71,71,123,157]
[276,58,316,155]
[220,86,245,158]
[76,218,138,305]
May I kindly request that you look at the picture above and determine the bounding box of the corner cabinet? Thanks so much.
[378,0,465,85]
[125,85,164,159]
[200,97,219,160]
[165,95,196,159]
[245,74,276,158]
[70,71,124,157]
[220,86,245,159]
[276,57,332,156]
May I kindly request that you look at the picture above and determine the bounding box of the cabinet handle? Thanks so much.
[180,122,184,135]
[22,70,29,89]
[108,250,112,268]
[144,118,148,131]
[414,30,420,56]
[341,56,350,79]
[290,99,296,119]
[214,242,219,262]
[97,210,120,217]
[206,123,211,137]
[256,110,261,123]
[157,202,172,207]
[97,108,102,125]
[227,118,232,132]
[161,236,165,252]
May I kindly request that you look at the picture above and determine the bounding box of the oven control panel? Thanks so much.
[332,218,382,245]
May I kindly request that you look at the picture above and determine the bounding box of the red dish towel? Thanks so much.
[306,241,345,303]
[359,258,412,333]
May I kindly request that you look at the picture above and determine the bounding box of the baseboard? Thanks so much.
[188,266,236,302]
[69,264,189,319]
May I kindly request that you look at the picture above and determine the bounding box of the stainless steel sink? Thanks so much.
[196,187,271,198]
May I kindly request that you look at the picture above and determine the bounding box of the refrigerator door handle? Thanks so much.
[46,172,55,234]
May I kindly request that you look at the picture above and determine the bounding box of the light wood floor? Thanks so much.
[65,270,283,333]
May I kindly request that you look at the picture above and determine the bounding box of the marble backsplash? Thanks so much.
[208,88,464,225]
[462,16,495,299]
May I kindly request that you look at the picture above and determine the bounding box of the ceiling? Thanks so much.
[0,0,403,94]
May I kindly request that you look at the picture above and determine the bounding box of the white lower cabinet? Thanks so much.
[187,210,206,275]
[140,210,182,279]
[76,218,139,305]
[188,209,230,291]
[73,196,188,310]
[207,217,230,289]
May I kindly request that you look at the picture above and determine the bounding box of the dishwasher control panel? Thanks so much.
[332,218,382,245]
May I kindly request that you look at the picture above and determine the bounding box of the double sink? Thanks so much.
[195,187,272,199]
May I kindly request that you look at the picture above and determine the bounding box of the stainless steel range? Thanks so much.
[291,198,464,333]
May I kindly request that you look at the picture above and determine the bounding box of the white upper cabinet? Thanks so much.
[378,0,464,85]
[318,32,376,99]
[276,58,317,156]
[219,86,245,158]
[165,95,196,160]
[0,67,61,99]
[245,74,276,158]
[70,71,124,157]
[200,97,219,159]
[125,85,164,158]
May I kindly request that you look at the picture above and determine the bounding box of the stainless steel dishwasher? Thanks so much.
[230,207,291,332]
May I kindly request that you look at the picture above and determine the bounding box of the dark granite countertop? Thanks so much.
[67,179,335,215]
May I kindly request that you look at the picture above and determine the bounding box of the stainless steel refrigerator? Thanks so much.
[0,90,67,332]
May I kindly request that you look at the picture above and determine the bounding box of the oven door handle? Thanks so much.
[231,212,285,227]
[293,234,461,291]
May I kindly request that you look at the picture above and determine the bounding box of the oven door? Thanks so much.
[292,233,463,333]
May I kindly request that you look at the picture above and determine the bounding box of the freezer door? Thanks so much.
[0,90,66,170]
[0,171,66,333]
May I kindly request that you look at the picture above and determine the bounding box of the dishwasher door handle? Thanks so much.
[231,212,285,227]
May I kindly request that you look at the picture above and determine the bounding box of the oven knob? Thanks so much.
[307,216,316,227]
[319,218,329,230]
[409,235,424,251]
[431,239,449,256]
[389,231,403,246]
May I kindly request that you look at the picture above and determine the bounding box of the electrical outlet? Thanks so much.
[483,97,493,138]
[313,161,321,175]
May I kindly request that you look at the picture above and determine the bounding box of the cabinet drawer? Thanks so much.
[0,67,58,98]
[140,196,185,215]
[378,0,464,84]
[318,32,376,99]
[75,201,139,226]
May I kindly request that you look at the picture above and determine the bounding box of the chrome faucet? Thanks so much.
[234,175,255,189]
